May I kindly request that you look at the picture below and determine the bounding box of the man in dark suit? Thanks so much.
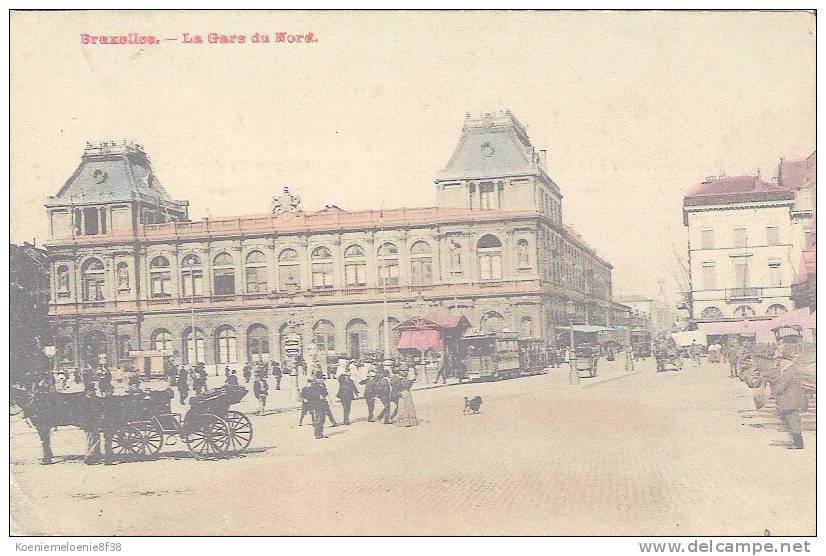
[771,349,806,449]
[376,370,396,424]
[360,371,378,422]
[271,361,283,390]
[336,371,359,425]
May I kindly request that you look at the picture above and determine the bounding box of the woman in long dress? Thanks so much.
[395,379,418,427]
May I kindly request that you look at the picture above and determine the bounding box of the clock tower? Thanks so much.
[434,110,562,224]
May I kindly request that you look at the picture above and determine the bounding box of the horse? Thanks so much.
[11,384,173,465]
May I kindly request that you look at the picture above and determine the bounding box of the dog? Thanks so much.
[463,395,483,415]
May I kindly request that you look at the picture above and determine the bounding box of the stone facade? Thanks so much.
[45,111,621,371]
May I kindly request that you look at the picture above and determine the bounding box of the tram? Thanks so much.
[459,332,549,381]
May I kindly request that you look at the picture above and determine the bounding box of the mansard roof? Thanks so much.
[46,141,185,210]
[435,110,545,182]
[683,175,794,207]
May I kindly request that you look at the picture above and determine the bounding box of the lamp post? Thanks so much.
[567,300,579,385]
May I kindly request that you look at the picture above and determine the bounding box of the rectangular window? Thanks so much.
[181,271,203,296]
[344,263,366,286]
[151,272,171,298]
[479,254,502,281]
[312,263,334,288]
[700,229,714,249]
[245,267,267,293]
[766,226,780,246]
[768,258,782,287]
[734,260,750,288]
[702,262,716,290]
[480,183,496,210]
[732,228,747,248]
[379,261,399,286]
[279,265,300,290]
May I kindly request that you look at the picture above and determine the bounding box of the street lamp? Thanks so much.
[566,300,579,385]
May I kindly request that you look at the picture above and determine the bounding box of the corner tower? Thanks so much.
[434,110,562,223]
[45,141,189,240]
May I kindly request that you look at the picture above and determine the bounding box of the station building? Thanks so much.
[45,111,622,371]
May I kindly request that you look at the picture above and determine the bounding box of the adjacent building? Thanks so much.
[613,294,675,335]
[45,111,623,372]
[10,242,51,381]
[683,152,815,331]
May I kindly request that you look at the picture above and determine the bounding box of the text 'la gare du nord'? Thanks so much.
[80,32,318,45]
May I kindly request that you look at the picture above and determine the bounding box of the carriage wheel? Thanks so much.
[111,425,144,458]
[132,422,164,456]
[183,414,230,459]
[9,402,23,417]
[224,410,253,454]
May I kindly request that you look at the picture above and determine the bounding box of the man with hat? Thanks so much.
[770,345,806,449]
[336,368,360,425]
[359,368,379,422]
[316,372,339,428]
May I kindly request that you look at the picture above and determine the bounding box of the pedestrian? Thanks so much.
[253,375,269,415]
[193,370,206,395]
[335,357,348,380]
[727,341,740,378]
[82,384,114,465]
[271,361,283,390]
[360,370,379,422]
[434,353,448,384]
[691,339,701,367]
[769,348,807,449]
[315,372,339,427]
[224,365,232,380]
[376,370,396,424]
[127,374,142,394]
[226,369,239,386]
[97,365,114,396]
[395,377,418,427]
[336,370,360,425]
[243,363,252,384]
[308,374,329,439]
[298,378,316,426]
[177,365,190,404]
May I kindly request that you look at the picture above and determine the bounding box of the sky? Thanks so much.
[10,10,815,301]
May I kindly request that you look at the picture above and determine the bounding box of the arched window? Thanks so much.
[183,327,205,364]
[247,324,270,363]
[344,245,366,287]
[733,305,756,318]
[213,253,236,295]
[151,329,173,352]
[116,262,130,291]
[377,242,399,286]
[766,304,787,317]
[82,258,106,301]
[409,241,432,286]
[378,317,401,355]
[477,234,502,281]
[311,246,334,289]
[181,254,204,297]
[346,318,368,359]
[313,320,336,354]
[278,248,301,290]
[481,311,505,333]
[56,265,70,297]
[245,251,268,294]
[215,326,238,364]
[700,306,723,320]
[149,256,172,298]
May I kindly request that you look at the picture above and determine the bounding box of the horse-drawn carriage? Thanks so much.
[12,383,253,463]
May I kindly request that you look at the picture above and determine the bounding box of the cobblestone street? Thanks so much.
[11,359,815,536]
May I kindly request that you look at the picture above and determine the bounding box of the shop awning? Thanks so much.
[396,329,444,352]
